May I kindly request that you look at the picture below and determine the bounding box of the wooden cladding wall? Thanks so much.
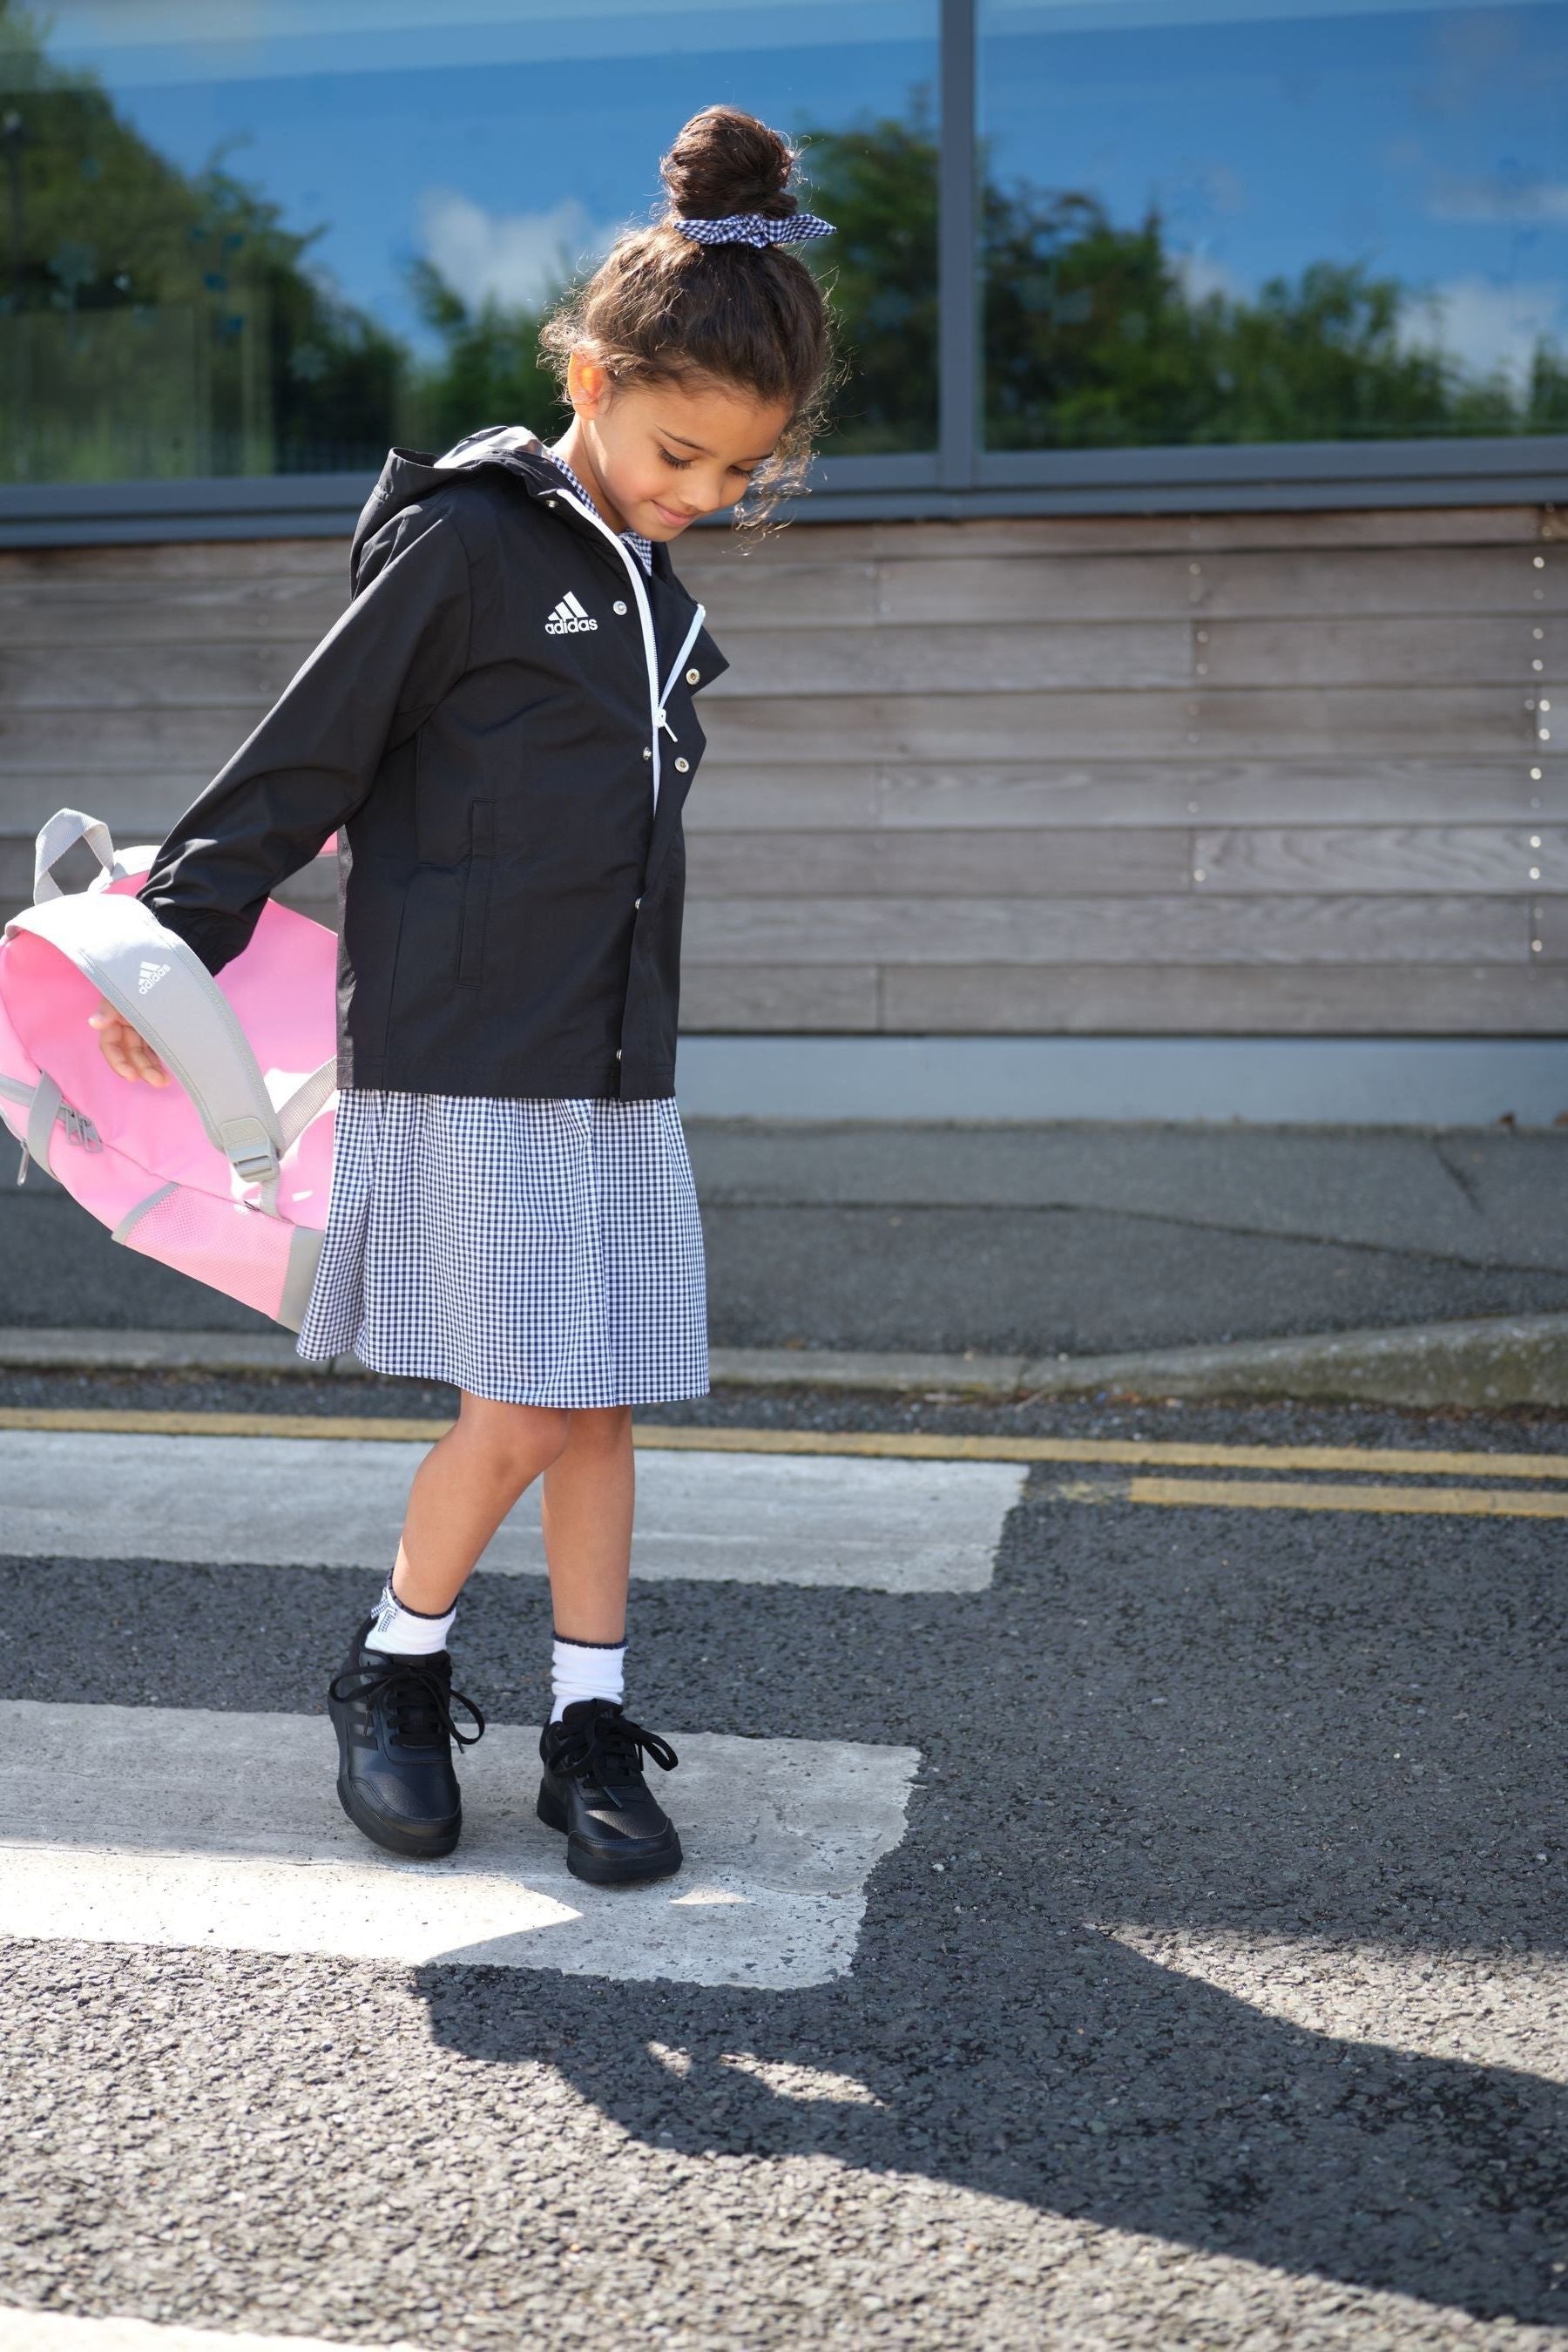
[0,501,1562,1035]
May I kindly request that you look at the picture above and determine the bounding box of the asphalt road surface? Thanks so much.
[5,1121,1567,1356]
[0,1379,1562,2350]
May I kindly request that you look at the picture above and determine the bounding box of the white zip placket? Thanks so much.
[545,486,706,816]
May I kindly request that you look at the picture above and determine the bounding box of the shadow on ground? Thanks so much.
[420,1481,1565,2328]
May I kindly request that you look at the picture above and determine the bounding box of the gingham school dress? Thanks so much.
[293,452,708,1408]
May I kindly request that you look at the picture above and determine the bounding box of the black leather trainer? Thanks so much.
[328,1618,485,1860]
[537,1699,681,1885]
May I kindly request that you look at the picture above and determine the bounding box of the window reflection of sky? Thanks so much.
[18,1,1565,392]
[24,6,938,354]
[983,1,1568,385]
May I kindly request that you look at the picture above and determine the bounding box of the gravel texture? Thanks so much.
[0,1382,1563,2347]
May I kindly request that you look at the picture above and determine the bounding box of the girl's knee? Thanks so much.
[564,1403,633,1452]
[456,1395,571,1484]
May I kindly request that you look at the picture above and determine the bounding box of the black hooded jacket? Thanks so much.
[134,425,729,1100]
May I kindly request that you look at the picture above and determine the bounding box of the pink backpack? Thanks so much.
[0,808,339,1330]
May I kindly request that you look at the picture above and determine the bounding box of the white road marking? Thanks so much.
[0,1701,919,1990]
[1100,1923,1568,2083]
[0,2317,425,2352]
[0,1429,1019,1592]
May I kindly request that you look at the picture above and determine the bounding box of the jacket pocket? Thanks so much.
[456,797,493,990]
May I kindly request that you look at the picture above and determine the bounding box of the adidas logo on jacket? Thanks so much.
[546,590,598,634]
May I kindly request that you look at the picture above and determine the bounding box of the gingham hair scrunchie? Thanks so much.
[672,211,835,249]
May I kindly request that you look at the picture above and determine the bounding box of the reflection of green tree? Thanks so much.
[1,0,1562,483]
[427,108,1568,453]
[0,0,402,477]
[402,258,569,453]
[980,175,1568,447]
[791,93,940,453]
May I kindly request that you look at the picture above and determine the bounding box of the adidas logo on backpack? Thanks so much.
[545,590,597,635]
[137,959,170,995]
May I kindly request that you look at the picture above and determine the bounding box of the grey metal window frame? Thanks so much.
[2,0,1564,551]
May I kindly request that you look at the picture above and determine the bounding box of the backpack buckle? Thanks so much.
[231,1146,278,1186]
[57,1102,103,1152]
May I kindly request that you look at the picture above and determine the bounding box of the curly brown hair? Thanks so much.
[538,105,838,528]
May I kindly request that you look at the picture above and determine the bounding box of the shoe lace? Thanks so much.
[549,1706,678,1793]
[328,1660,486,1751]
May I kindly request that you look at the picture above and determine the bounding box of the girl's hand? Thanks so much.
[88,995,171,1085]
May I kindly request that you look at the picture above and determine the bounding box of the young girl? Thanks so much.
[88,105,835,1888]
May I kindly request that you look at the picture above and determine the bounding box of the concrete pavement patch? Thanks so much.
[0,1701,920,1989]
[0,1429,1022,1590]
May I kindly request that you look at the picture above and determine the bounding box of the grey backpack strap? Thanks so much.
[6,891,286,1216]
[275,1057,339,1149]
[33,809,117,903]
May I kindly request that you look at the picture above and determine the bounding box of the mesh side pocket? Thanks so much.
[118,1183,294,1321]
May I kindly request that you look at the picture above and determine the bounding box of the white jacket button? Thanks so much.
[686,666,700,685]
[614,1049,623,1060]
[642,746,652,759]
[674,756,690,773]
[613,600,627,614]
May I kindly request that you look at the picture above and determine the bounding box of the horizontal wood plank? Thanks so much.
[0,537,346,585]
[681,760,1561,832]
[686,828,1193,897]
[706,611,1553,692]
[873,963,1568,1036]
[700,687,1538,764]
[671,556,879,626]
[846,505,1542,559]
[703,506,1549,564]
[1193,827,1565,895]
[0,642,313,710]
[707,620,1193,694]
[2,754,1550,845]
[0,577,348,647]
[873,760,1561,831]
[678,964,879,1031]
[683,894,1530,966]
[1531,899,1568,961]
[0,783,217,840]
[868,545,1568,626]
[0,706,269,769]
[1195,614,1551,688]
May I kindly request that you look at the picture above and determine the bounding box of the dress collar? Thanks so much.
[543,445,653,578]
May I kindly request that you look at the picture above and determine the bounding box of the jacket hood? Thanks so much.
[350,423,566,586]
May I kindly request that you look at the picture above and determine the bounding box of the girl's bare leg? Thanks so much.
[389,1392,571,1615]
[538,1405,636,1644]
[387,1396,634,1634]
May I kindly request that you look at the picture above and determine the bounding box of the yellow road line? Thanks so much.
[0,1406,1566,1484]
[1121,1474,1568,1520]
[0,1407,454,1443]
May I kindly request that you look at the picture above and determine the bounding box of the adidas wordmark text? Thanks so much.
[546,589,597,635]
[137,959,171,995]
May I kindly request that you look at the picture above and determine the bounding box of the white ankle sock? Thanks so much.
[551,1633,625,1720]
[366,1580,455,1657]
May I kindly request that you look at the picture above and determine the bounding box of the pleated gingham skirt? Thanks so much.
[294,1089,708,1407]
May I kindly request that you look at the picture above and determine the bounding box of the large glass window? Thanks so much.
[978,0,1568,452]
[0,0,938,483]
[2,0,1562,500]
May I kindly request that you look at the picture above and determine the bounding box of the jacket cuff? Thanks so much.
[134,893,243,979]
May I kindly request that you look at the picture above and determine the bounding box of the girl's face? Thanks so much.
[562,349,794,543]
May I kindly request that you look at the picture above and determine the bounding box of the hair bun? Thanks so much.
[659,105,798,223]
